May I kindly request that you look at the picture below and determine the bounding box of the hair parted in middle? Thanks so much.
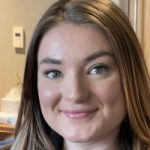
[11,0,150,150]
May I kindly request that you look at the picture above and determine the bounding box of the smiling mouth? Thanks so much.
[61,109,98,119]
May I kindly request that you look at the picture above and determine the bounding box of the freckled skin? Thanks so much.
[37,22,126,149]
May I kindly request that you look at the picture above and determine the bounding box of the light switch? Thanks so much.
[13,27,24,48]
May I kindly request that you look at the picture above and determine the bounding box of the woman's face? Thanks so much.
[37,22,126,143]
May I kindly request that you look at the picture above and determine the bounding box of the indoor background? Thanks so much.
[0,0,149,136]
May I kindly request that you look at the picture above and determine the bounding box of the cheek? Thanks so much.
[93,75,125,110]
[104,82,123,104]
[93,76,127,127]
[38,83,60,108]
[38,83,61,128]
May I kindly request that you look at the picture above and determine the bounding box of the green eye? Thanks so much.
[44,70,62,79]
[88,64,109,75]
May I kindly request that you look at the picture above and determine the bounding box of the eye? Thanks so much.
[44,70,63,79]
[88,64,109,75]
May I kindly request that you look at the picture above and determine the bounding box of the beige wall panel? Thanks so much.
[0,0,56,99]
[143,0,150,72]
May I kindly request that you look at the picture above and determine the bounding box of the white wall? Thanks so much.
[112,0,120,6]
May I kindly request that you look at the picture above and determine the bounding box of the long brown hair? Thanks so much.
[10,0,150,149]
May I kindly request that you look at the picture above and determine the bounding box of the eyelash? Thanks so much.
[44,70,63,79]
[87,64,109,75]
[43,64,109,79]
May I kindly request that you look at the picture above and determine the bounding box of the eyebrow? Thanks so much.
[39,50,114,65]
[39,57,62,65]
[85,50,114,63]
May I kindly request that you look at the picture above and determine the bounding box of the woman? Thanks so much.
[9,0,150,149]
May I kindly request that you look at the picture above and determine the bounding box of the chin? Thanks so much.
[65,137,92,143]
[63,132,95,143]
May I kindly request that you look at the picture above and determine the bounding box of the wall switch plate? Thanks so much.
[13,27,24,48]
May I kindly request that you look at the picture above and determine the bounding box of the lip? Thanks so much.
[61,108,98,119]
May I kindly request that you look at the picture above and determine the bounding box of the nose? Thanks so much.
[61,72,90,103]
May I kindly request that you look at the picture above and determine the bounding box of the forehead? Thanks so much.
[38,22,113,63]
